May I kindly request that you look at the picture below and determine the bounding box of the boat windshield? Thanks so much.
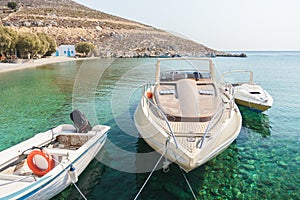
[153,58,224,122]
[157,58,214,82]
[160,70,211,82]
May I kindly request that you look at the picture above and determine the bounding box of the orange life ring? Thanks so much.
[27,149,55,176]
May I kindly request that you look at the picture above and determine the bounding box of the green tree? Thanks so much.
[0,26,18,58]
[16,32,41,59]
[37,33,50,56]
[1,26,57,59]
[7,2,17,9]
[31,33,42,58]
[0,26,12,55]
[75,42,96,56]
[4,27,18,56]
[44,34,56,56]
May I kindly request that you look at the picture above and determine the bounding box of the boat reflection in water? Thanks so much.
[239,106,271,137]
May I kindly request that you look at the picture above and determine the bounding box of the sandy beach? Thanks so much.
[0,56,82,74]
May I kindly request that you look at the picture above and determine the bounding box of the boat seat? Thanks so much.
[43,148,71,156]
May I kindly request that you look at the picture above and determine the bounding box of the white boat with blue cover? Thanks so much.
[0,110,110,199]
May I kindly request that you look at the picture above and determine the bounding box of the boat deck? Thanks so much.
[154,79,218,122]
[148,96,231,153]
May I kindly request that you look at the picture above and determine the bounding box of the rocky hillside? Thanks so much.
[0,0,227,57]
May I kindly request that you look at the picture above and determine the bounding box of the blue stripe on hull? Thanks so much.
[4,133,107,200]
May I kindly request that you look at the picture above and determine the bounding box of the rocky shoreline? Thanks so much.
[215,52,247,58]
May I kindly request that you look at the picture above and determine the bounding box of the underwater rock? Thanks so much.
[243,164,255,170]
[210,188,220,196]
[261,179,274,186]
[277,161,288,169]
[242,153,255,160]
[247,159,255,165]
[164,182,191,199]
[233,188,242,197]
[239,169,248,176]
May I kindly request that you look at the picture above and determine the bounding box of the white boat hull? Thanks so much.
[221,70,273,112]
[234,84,273,112]
[135,98,242,172]
[134,58,242,172]
[0,124,110,199]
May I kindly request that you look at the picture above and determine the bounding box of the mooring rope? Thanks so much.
[178,166,197,200]
[51,156,88,200]
[169,149,197,200]
[133,137,197,200]
[72,182,87,200]
[133,147,167,200]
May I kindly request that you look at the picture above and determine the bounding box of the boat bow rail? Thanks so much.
[221,70,254,85]
[141,83,178,148]
[199,86,236,149]
[221,70,273,112]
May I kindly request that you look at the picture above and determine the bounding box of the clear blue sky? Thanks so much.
[74,0,300,51]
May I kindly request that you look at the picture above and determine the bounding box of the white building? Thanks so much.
[55,45,76,57]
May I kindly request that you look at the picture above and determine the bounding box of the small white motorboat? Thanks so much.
[134,57,242,172]
[222,70,273,112]
[0,110,110,199]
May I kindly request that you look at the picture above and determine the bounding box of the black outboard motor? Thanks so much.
[70,110,92,133]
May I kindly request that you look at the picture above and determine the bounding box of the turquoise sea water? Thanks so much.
[0,52,299,199]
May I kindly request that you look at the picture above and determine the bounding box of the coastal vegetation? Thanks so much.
[0,25,56,60]
[75,42,96,56]
[7,2,17,10]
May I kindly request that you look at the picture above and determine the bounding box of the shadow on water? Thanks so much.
[238,106,272,137]
[134,137,241,200]
[53,110,241,200]
[53,158,107,200]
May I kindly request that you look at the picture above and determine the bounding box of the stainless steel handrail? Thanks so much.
[221,70,254,84]
[141,83,179,149]
[199,84,235,149]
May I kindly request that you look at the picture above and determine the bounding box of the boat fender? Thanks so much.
[146,92,153,98]
[27,149,55,176]
[69,165,78,183]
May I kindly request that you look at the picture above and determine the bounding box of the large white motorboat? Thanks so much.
[134,58,242,172]
[0,110,110,199]
[222,70,273,112]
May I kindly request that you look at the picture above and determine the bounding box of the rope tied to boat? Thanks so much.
[72,181,87,200]
[133,139,169,200]
[178,167,197,200]
[50,156,88,200]
[163,137,171,173]
[169,149,198,200]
